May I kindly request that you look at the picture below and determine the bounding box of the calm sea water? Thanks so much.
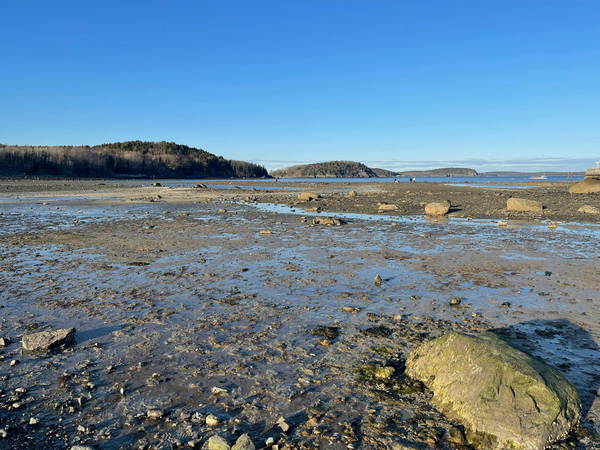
[273,175,583,183]
[117,175,583,185]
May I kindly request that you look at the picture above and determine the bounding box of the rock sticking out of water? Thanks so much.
[406,332,581,449]
[21,328,76,353]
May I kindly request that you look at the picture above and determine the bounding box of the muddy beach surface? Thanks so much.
[0,179,599,449]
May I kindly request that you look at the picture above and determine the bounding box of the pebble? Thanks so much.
[205,413,220,427]
[147,409,164,419]
[277,417,290,432]
[374,274,382,286]
[449,297,461,306]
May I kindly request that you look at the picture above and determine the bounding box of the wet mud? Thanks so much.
[0,180,599,449]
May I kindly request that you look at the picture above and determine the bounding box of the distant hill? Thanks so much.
[271,161,377,178]
[371,167,399,177]
[396,168,478,177]
[481,171,585,177]
[0,141,269,178]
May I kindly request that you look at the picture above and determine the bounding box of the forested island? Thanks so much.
[396,168,478,177]
[270,161,479,178]
[271,161,378,178]
[0,141,269,178]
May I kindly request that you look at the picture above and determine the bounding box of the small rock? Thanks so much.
[374,274,382,286]
[152,182,162,187]
[206,435,230,450]
[232,434,255,450]
[0,429,7,438]
[311,217,343,226]
[22,328,76,353]
[205,414,219,427]
[146,409,164,419]
[346,190,357,198]
[277,417,290,433]
[449,297,461,306]
[259,230,272,235]
[211,386,228,395]
[0,337,8,348]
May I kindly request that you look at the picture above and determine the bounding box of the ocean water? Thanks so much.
[273,175,583,183]
[117,175,583,185]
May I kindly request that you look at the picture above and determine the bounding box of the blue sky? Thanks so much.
[1,1,599,172]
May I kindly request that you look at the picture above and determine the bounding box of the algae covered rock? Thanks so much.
[406,332,580,449]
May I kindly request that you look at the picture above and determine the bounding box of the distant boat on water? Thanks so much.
[529,175,547,180]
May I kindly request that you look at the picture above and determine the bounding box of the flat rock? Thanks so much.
[22,328,76,353]
[378,203,399,211]
[578,205,600,214]
[406,332,580,449]
[506,197,543,213]
[298,192,320,201]
[312,217,343,226]
[424,201,450,216]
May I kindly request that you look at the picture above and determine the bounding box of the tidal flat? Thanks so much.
[0,179,599,449]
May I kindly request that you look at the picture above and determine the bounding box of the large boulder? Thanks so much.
[406,332,580,449]
[22,328,76,353]
[424,201,450,216]
[506,197,543,214]
[570,178,600,194]
[298,192,320,201]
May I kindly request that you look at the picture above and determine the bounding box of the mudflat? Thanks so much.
[0,178,599,449]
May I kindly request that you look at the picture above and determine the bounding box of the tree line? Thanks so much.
[0,141,269,178]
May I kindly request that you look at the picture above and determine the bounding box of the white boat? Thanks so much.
[529,175,547,180]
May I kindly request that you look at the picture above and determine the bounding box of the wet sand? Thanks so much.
[0,179,599,449]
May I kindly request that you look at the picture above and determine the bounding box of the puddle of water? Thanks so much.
[249,202,600,242]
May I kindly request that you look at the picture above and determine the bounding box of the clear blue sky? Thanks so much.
[1,1,599,171]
